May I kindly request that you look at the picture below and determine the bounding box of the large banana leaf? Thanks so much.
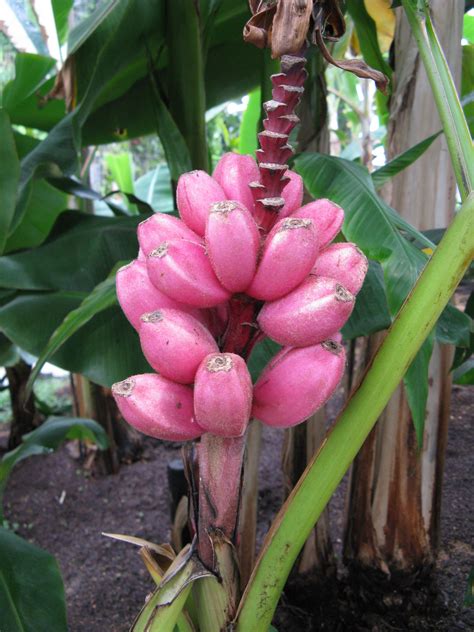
[0,333,19,367]
[6,130,68,253]
[5,0,255,237]
[2,53,56,110]
[134,164,173,213]
[0,212,140,291]
[0,292,149,386]
[25,268,120,389]
[371,131,441,189]
[0,110,20,254]
[0,213,150,385]
[0,528,68,632]
[52,0,74,45]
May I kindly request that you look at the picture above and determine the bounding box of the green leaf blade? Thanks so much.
[403,335,434,446]
[26,268,121,393]
[238,88,261,157]
[0,110,20,254]
[0,417,108,493]
[371,132,441,189]
[0,527,68,632]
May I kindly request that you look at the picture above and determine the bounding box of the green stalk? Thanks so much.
[236,191,474,631]
[166,0,208,172]
[402,0,473,201]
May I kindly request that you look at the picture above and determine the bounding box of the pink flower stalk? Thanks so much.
[113,55,365,439]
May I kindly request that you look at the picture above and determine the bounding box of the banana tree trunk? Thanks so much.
[6,360,41,449]
[343,0,462,573]
[72,375,142,473]
[281,51,335,577]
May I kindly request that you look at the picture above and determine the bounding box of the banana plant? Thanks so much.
[105,2,472,630]
[0,2,472,630]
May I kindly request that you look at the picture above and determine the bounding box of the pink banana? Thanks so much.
[312,242,368,295]
[138,213,201,257]
[247,217,319,301]
[258,276,355,347]
[213,152,260,213]
[139,308,218,384]
[112,374,203,441]
[291,199,344,249]
[193,353,252,437]
[116,260,196,330]
[252,340,346,427]
[177,170,227,236]
[279,170,304,218]
[206,201,260,293]
[147,239,231,308]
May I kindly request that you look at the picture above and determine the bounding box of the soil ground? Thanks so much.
[1,384,473,632]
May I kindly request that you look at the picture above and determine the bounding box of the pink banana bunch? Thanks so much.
[112,56,367,441]
[112,151,368,439]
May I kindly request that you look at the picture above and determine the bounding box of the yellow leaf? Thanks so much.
[364,0,396,53]
[350,29,361,56]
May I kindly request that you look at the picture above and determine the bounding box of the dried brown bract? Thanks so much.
[243,0,389,93]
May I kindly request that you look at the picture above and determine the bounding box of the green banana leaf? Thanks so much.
[0,110,20,254]
[371,132,441,189]
[0,213,151,385]
[25,267,122,392]
[0,527,68,632]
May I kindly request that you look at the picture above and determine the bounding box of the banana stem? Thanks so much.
[402,0,473,200]
[197,433,246,569]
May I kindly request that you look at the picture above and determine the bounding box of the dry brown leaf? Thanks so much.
[314,28,389,93]
[244,1,390,91]
[271,0,313,58]
[41,56,76,111]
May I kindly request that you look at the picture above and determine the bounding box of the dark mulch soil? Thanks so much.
[2,385,473,631]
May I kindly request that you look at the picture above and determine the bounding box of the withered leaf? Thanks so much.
[243,0,389,93]
[313,21,389,93]
[41,56,76,111]
[243,1,278,50]
[271,0,313,58]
